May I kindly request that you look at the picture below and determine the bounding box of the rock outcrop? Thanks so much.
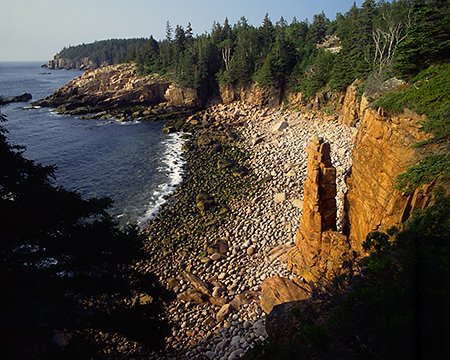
[165,85,200,110]
[32,63,201,117]
[220,82,283,108]
[343,107,431,253]
[260,276,310,314]
[338,79,364,127]
[287,137,351,283]
[3,93,32,104]
[316,34,342,54]
[42,55,100,70]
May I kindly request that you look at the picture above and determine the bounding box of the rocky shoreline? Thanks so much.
[132,102,356,360]
[31,64,202,122]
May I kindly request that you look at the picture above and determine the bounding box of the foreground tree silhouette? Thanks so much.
[0,104,173,359]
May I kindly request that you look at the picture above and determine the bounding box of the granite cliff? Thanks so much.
[343,106,430,253]
[33,63,202,120]
[282,100,428,286]
[222,78,429,260]
[42,55,100,70]
[273,78,429,283]
[242,80,434,359]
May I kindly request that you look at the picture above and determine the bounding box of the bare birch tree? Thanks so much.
[220,39,233,71]
[372,6,412,75]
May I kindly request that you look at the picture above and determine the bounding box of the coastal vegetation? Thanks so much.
[132,0,414,98]
[50,0,414,99]
[49,38,149,68]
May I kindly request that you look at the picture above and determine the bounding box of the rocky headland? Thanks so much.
[42,54,101,71]
[34,64,431,359]
[32,63,202,122]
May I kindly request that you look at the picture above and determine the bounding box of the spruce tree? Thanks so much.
[394,0,450,78]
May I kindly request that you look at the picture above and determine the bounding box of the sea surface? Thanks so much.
[0,61,185,228]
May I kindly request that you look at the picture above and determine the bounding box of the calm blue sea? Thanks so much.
[0,61,185,228]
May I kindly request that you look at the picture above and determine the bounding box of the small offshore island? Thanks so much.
[5,1,450,359]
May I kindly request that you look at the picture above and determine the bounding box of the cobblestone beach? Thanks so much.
[143,103,356,360]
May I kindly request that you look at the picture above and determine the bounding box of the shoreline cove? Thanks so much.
[133,102,356,360]
[0,62,190,230]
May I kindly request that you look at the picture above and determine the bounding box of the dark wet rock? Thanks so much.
[197,200,215,211]
[209,143,223,155]
[218,158,236,170]
[233,166,249,178]
[4,93,32,103]
[163,126,176,134]
[196,191,212,203]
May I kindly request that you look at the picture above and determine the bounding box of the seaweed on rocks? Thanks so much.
[143,119,258,273]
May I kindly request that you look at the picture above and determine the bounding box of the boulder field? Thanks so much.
[139,101,426,359]
[141,103,356,360]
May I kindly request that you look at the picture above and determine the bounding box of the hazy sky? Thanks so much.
[1,0,362,62]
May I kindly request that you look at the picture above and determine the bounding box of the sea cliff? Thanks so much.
[42,55,100,70]
[32,63,202,121]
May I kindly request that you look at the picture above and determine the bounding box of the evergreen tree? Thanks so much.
[186,22,194,43]
[237,16,250,31]
[261,13,275,42]
[223,17,233,40]
[138,36,161,74]
[165,20,173,42]
[276,16,288,29]
[306,12,328,44]
[394,0,450,78]
[54,39,148,68]
[297,49,336,99]
[329,1,377,90]
[257,29,296,87]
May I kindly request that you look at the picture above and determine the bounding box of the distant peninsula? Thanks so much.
[41,38,148,70]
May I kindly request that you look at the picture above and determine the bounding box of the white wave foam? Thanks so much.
[119,119,141,125]
[137,132,187,227]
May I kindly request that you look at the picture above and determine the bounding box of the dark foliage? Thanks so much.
[351,197,450,359]
[54,38,149,67]
[0,112,173,359]
[395,0,450,78]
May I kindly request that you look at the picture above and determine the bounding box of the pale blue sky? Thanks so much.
[1,0,362,61]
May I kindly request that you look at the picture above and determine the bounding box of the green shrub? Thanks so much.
[374,63,450,144]
[300,322,331,352]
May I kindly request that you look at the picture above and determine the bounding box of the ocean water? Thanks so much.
[0,61,185,228]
